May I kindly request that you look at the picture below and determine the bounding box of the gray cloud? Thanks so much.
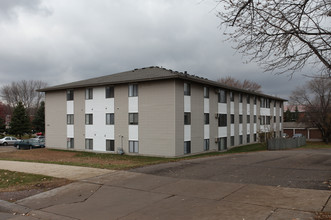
[0,0,311,100]
[0,0,50,20]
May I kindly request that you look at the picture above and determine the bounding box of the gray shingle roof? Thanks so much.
[39,66,286,101]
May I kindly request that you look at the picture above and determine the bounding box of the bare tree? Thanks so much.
[0,80,47,115]
[217,0,331,77]
[218,76,262,92]
[290,77,331,143]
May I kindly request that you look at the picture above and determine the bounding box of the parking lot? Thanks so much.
[132,148,331,190]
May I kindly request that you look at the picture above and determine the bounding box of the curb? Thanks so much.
[0,199,31,214]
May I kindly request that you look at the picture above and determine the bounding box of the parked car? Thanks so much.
[293,133,303,138]
[282,133,289,138]
[16,138,45,150]
[14,140,22,148]
[0,136,20,146]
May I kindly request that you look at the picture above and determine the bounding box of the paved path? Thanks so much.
[0,160,114,180]
[0,149,330,219]
[0,171,329,220]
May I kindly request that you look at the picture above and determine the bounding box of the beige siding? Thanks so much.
[191,83,204,153]
[74,89,85,150]
[114,84,129,153]
[139,80,176,157]
[175,80,184,156]
[234,93,239,146]
[209,87,218,151]
[242,94,247,145]
[45,91,66,149]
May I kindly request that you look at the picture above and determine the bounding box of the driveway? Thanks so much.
[132,148,331,190]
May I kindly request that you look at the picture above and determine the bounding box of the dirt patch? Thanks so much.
[0,178,72,202]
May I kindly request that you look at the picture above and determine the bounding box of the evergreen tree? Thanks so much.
[9,102,30,138]
[284,109,291,122]
[0,117,5,133]
[294,106,299,122]
[32,101,45,133]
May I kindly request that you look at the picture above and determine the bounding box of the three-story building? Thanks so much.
[40,66,285,157]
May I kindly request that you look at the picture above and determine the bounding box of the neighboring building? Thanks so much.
[39,67,286,157]
[283,122,322,141]
[283,105,323,141]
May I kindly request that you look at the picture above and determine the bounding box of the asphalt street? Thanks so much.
[132,148,331,190]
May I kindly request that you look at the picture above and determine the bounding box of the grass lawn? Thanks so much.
[0,169,71,202]
[0,143,267,170]
[300,141,331,149]
[0,169,68,191]
[0,142,328,170]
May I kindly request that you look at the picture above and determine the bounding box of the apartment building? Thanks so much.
[40,66,285,157]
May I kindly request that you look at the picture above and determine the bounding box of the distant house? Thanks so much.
[283,105,323,141]
[39,67,286,157]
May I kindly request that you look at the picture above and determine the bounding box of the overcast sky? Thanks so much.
[0,0,311,100]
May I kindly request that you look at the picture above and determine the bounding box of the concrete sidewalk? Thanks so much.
[0,170,330,220]
[0,160,114,180]
[0,160,330,219]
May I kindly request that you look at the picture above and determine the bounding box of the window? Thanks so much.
[260,116,265,125]
[280,116,282,122]
[279,102,282,108]
[247,134,250,143]
[254,134,257,142]
[254,96,257,105]
[239,93,243,103]
[67,114,74,125]
[230,92,234,102]
[218,114,227,127]
[219,90,227,103]
[266,99,270,108]
[218,137,227,151]
[105,86,114,98]
[204,87,209,98]
[266,116,271,125]
[239,115,243,124]
[184,83,191,96]
[274,116,276,123]
[129,84,138,97]
[260,98,266,108]
[231,136,234,146]
[129,113,138,125]
[85,139,93,150]
[247,115,250,123]
[129,141,139,153]
[67,90,74,101]
[106,140,115,151]
[85,88,93,100]
[204,139,209,151]
[85,114,93,125]
[106,113,114,125]
[239,135,243,145]
[204,113,209,125]
[274,100,276,107]
[184,112,191,125]
[247,95,250,104]
[231,114,234,124]
[67,138,74,149]
[254,115,257,123]
[184,141,191,154]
